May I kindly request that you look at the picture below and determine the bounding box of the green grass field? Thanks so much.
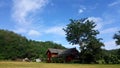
[0,61,120,68]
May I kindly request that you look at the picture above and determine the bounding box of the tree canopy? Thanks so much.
[63,18,104,63]
[113,31,120,45]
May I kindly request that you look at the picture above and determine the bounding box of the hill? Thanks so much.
[0,29,66,61]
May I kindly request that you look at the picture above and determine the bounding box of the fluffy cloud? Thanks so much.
[12,0,47,25]
[104,40,120,50]
[28,30,41,36]
[45,26,65,36]
[14,28,27,33]
[78,9,84,14]
[12,0,48,37]
[78,6,86,14]
[101,27,119,34]
[108,0,120,7]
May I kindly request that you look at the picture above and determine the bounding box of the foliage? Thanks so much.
[101,49,120,64]
[113,31,120,45]
[0,29,65,61]
[63,18,99,46]
[51,57,64,63]
[63,18,104,63]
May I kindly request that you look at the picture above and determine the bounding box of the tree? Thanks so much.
[113,31,120,63]
[63,18,104,63]
[113,31,120,45]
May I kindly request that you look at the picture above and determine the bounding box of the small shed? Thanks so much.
[35,58,41,62]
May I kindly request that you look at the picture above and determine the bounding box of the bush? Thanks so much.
[104,55,120,64]
[97,60,106,64]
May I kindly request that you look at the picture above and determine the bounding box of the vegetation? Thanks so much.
[0,61,120,68]
[101,49,120,64]
[63,18,104,63]
[0,29,65,61]
[113,31,120,45]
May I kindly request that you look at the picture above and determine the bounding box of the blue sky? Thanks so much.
[0,0,120,50]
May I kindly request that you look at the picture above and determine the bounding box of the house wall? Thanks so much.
[65,55,73,62]
[47,51,51,62]
[51,53,58,57]
[47,51,58,62]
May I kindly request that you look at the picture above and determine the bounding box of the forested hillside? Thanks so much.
[0,29,66,60]
[101,49,120,64]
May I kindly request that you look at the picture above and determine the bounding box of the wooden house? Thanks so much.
[46,48,79,63]
[46,48,65,62]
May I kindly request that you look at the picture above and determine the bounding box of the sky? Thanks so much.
[0,0,120,50]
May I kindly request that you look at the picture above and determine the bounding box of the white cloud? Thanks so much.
[78,9,84,14]
[105,40,115,46]
[12,0,47,25]
[87,17,119,34]
[54,40,61,43]
[14,28,27,33]
[108,0,120,7]
[28,30,41,36]
[88,17,102,22]
[104,40,120,50]
[45,26,65,36]
[12,0,48,37]
[78,6,86,14]
[101,27,119,34]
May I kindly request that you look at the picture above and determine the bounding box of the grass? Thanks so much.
[0,61,120,68]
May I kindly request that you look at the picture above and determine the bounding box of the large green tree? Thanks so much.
[113,31,120,45]
[113,31,120,63]
[63,18,104,63]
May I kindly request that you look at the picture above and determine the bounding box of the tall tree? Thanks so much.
[63,18,104,63]
[113,31,120,63]
[113,31,120,45]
